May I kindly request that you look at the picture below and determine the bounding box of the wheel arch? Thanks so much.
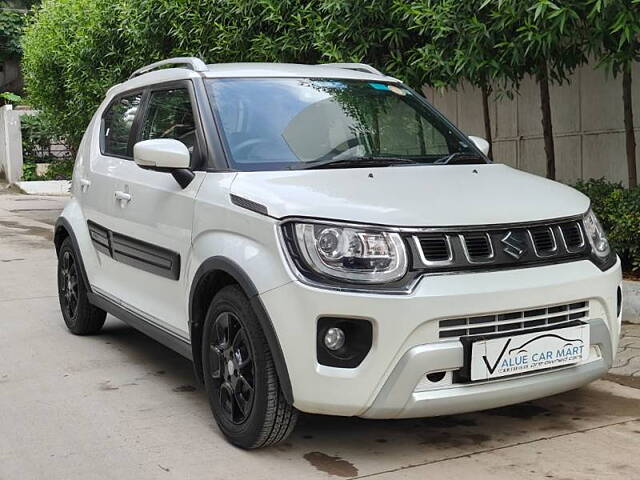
[54,217,92,294]
[189,256,293,404]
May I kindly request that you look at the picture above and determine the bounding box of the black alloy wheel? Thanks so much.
[208,311,256,424]
[202,285,297,448]
[59,250,79,320]
[57,237,106,335]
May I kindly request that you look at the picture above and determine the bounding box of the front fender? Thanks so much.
[186,224,294,399]
[189,227,292,296]
[188,255,293,403]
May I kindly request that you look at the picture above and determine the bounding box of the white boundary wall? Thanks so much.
[423,59,640,186]
[0,105,22,183]
[0,105,36,184]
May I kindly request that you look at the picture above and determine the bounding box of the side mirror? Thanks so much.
[468,136,490,156]
[134,138,190,169]
[134,139,194,188]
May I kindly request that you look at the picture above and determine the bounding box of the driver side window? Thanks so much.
[140,88,197,154]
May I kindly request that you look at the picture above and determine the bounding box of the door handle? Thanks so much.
[114,190,131,201]
[79,178,91,192]
[114,190,132,207]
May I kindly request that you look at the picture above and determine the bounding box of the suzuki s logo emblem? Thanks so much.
[501,231,527,259]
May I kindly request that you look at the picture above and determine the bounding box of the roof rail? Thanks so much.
[319,63,384,76]
[129,57,208,79]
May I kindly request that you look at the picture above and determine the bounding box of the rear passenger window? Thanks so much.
[102,93,142,157]
[140,89,197,153]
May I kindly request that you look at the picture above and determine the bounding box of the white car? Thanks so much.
[54,58,622,449]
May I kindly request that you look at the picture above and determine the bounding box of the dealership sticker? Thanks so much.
[470,324,590,381]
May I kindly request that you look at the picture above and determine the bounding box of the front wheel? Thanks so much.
[202,285,297,449]
[57,237,106,335]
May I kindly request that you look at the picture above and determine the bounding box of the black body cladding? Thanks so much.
[189,257,294,404]
[317,317,373,368]
[87,220,181,280]
[230,194,269,216]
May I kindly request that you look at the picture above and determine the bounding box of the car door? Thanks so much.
[78,90,144,295]
[103,81,206,337]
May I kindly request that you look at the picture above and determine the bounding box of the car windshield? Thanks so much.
[206,78,480,171]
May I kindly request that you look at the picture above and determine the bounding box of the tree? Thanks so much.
[22,0,322,149]
[23,0,125,147]
[1,1,40,8]
[495,0,591,180]
[397,1,521,160]
[0,8,27,63]
[0,1,40,70]
[310,0,507,158]
[310,0,413,81]
[588,0,640,188]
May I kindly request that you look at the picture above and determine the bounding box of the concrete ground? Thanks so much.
[1,185,639,480]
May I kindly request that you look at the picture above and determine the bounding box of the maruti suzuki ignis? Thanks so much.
[54,58,622,448]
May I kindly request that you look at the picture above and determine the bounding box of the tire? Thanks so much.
[57,237,106,335]
[202,285,297,449]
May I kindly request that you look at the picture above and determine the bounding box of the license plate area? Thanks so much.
[456,321,590,383]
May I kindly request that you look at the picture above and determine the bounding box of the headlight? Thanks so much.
[583,208,610,258]
[286,222,408,284]
[583,208,616,270]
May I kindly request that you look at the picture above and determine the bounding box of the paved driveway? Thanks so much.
[1,186,639,480]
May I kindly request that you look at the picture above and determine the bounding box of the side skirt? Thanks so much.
[88,292,193,360]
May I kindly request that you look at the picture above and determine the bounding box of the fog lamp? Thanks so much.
[324,327,345,351]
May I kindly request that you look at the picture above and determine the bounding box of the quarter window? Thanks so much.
[103,93,142,157]
[140,88,197,154]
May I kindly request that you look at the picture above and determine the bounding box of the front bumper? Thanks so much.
[362,318,610,418]
[260,258,622,417]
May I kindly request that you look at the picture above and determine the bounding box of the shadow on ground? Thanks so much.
[97,317,640,479]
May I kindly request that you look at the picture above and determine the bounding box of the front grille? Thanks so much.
[530,227,556,254]
[438,301,589,339]
[560,222,584,249]
[417,233,450,262]
[461,233,492,260]
[410,218,589,272]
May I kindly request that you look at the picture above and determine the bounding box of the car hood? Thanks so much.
[229,164,590,227]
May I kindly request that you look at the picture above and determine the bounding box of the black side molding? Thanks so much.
[189,257,293,404]
[87,221,110,256]
[87,220,180,280]
[88,292,193,360]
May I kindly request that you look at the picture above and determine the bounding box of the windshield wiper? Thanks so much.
[297,156,418,170]
[433,152,486,165]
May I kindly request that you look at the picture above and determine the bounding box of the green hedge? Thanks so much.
[574,179,640,273]
[22,0,324,149]
[0,8,28,63]
[22,0,419,150]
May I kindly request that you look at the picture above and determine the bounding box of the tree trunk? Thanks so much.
[537,60,555,180]
[481,84,493,160]
[623,66,637,188]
